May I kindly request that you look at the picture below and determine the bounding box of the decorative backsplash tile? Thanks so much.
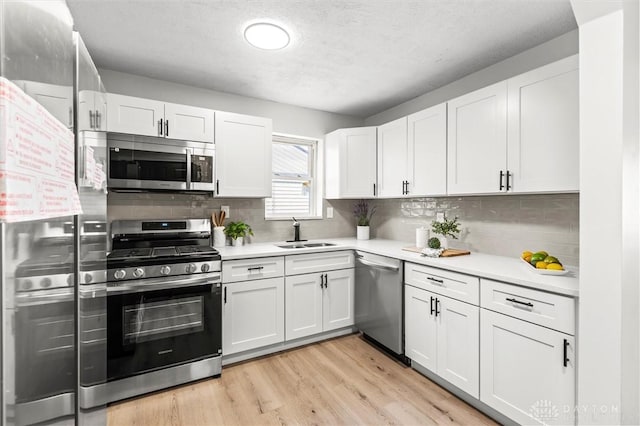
[108,192,579,266]
[371,193,579,266]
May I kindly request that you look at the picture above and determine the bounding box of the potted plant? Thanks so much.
[353,199,377,240]
[431,215,461,249]
[224,221,254,246]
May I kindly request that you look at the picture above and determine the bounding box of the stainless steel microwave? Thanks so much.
[107,134,214,192]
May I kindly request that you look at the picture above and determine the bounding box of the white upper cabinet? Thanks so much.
[447,56,579,195]
[377,117,408,197]
[107,94,166,137]
[507,55,579,193]
[325,127,377,199]
[215,111,272,198]
[164,103,215,142]
[407,103,447,196]
[106,93,215,142]
[447,81,508,195]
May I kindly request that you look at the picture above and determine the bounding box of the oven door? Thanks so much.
[107,140,215,192]
[106,275,222,381]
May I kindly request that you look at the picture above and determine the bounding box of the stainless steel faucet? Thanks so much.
[287,217,307,242]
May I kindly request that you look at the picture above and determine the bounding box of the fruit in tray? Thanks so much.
[521,250,564,270]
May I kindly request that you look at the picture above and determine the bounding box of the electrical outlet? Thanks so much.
[436,212,445,221]
[221,206,230,218]
[326,207,334,219]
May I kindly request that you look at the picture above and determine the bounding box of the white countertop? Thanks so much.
[217,238,579,298]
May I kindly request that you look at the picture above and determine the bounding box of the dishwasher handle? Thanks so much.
[356,256,400,272]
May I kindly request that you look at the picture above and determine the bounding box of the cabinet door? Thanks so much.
[215,111,272,197]
[222,278,284,355]
[436,296,479,398]
[322,269,355,332]
[285,273,324,340]
[404,285,437,372]
[377,117,408,197]
[94,86,108,131]
[106,93,164,137]
[78,90,94,131]
[407,103,447,196]
[507,55,579,193]
[164,102,215,143]
[447,82,507,195]
[325,127,377,198]
[480,309,575,425]
[17,80,73,128]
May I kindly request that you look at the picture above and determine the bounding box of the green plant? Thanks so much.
[353,199,377,226]
[428,237,441,249]
[224,221,254,240]
[431,215,461,239]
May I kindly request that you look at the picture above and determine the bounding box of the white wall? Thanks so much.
[571,1,640,424]
[364,29,578,125]
[99,68,363,139]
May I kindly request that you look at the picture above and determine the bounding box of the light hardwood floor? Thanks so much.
[108,334,497,425]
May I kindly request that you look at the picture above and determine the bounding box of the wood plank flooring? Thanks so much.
[108,334,497,426]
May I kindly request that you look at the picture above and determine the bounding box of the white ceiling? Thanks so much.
[67,0,577,118]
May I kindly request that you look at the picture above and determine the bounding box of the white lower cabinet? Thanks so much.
[405,284,479,398]
[480,308,575,426]
[285,268,355,340]
[222,277,285,355]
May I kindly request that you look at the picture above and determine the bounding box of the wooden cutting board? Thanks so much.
[402,246,471,257]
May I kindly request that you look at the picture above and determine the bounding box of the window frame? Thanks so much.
[265,133,323,221]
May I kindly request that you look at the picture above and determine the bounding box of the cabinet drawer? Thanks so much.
[285,251,354,276]
[480,279,575,335]
[222,257,284,283]
[404,263,479,305]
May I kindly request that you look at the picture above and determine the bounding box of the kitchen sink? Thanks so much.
[276,242,336,249]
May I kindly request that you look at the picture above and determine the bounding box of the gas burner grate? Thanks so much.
[176,246,217,255]
[108,248,153,259]
[151,247,179,257]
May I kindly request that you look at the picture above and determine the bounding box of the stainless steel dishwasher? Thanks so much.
[355,251,406,362]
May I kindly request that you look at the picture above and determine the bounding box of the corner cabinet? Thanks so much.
[215,111,272,198]
[106,93,215,142]
[325,127,377,199]
[447,55,578,195]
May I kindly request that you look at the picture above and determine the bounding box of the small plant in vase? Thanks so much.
[224,221,254,246]
[431,215,461,250]
[353,199,377,240]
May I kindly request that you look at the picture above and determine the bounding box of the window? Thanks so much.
[265,135,320,219]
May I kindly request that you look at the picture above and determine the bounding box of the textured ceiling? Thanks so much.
[67,0,577,118]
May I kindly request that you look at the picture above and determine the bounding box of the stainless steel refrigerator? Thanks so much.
[0,1,107,425]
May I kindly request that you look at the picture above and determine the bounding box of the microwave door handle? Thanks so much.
[186,148,192,190]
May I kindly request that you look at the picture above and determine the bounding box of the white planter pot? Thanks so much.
[439,236,448,250]
[357,226,370,240]
[231,237,243,247]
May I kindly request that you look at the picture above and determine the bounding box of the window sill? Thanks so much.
[264,216,323,221]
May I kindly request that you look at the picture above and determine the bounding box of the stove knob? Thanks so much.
[84,274,93,284]
[186,263,197,274]
[160,266,171,276]
[67,275,74,285]
[21,280,33,291]
[133,268,145,278]
[40,277,52,288]
[201,263,210,273]
[114,269,126,280]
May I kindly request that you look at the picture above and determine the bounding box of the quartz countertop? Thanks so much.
[216,238,579,298]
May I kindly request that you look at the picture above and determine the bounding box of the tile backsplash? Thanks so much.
[371,193,579,266]
[108,192,579,266]
[107,192,358,243]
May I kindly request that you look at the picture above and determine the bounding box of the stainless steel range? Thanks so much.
[82,219,222,407]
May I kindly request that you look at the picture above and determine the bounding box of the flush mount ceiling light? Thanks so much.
[244,22,290,50]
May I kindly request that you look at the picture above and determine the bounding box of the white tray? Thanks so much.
[521,257,570,276]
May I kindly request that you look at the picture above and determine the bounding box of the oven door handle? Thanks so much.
[107,273,221,295]
[186,147,192,190]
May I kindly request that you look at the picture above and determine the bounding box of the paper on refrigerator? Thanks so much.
[0,77,82,222]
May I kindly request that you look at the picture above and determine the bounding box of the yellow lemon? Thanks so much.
[535,261,548,269]
[522,251,533,259]
[547,263,564,271]
[524,255,532,263]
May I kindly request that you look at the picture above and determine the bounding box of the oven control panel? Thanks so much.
[108,260,221,282]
